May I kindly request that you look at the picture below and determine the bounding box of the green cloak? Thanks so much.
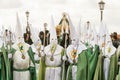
[0,51,5,80]
[0,45,11,80]
[88,45,100,80]
[76,50,88,80]
[94,50,118,80]
[108,51,118,80]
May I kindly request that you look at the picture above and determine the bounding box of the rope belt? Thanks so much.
[13,67,29,72]
[46,65,61,68]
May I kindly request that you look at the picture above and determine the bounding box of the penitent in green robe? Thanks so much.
[94,50,118,80]
[87,45,100,80]
[0,51,5,80]
[76,50,88,80]
[0,45,11,80]
[76,45,99,80]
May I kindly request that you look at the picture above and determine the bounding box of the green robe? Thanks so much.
[108,51,118,80]
[76,50,88,80]
[118,66,120,80]
[87,45,100,80]
[94,50,118,80]
[0,51,5,80]
[0,45,11,80]
[76,45,99,80]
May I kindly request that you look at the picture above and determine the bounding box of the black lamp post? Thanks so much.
[98,0,105,22]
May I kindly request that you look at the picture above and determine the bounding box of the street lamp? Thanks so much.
[98,0,105,22]
[25,11,30,32]
[26,11,29,26]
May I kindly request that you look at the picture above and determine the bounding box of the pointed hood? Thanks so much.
[31,26,40,44]
[77,19,82,41]
[99,22,110,49]
[102,36,116,57]
[68,14,78,40]
[99,22,107,37]
[15,12,23,42]
[50,15,57,44]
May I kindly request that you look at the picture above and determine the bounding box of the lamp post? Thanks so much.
[99,0,106,56]
[43,23,47,46]
[25,11,30,32]
[98,0,105,22]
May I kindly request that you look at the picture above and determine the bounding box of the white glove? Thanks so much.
[34,54,39,61]
[62,55,67,61]
[8,53,12,59]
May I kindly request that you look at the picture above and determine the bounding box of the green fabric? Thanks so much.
[67,64,73,80]
[1,45,11,80]
[28,47,35,65]
[38,57,46,80]
[88,45,99,80]
[10,48,16,55]
[118,66,120,80]
[9,47,16,80]
[93,51,104,80]
[76,50,88,80]
[94,50,117,80]
[0,52,5,80]
[58,35,62,45]
[27,47,36,80]
[108,52,117,80]
[85,46,91,80]
[0,54,1,69]
[61,49,66,80]
[87,46,91,58]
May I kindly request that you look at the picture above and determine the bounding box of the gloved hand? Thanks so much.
[62,55,67,61]
[8,53,12,59]
[34,54,39,61]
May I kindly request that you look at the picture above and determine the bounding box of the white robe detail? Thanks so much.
[66,44,87,80]
[103,57,110,80]
[0,38,3,48]
[102,42,116,80]
[12,42,30,80]
[44,44,64,80]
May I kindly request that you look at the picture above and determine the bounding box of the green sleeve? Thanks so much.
[89,45,100,80]
[61,49,65,57]
[37,56,46,80]
[27,47,36,80]
[93,51,104,80]
[1,45,11,80]
[10,48,16,54]
[108,52,117,80]
[61,49,66,80]
[76,50,88,80]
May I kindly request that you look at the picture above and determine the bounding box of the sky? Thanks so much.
[0,0,120,34]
